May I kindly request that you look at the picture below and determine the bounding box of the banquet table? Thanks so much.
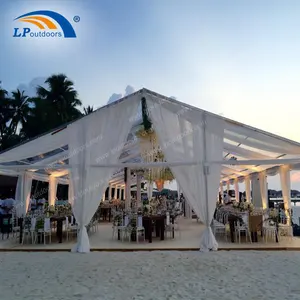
[51,215,75,243]
[18,215,72,244]
[224,213,266,243]
[50,216,66,243]
[100,207,112,222]
[248,215,263,242]
[143,215,174,243]
[227,215,240,243]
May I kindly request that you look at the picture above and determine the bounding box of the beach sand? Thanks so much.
[0,251,299,300]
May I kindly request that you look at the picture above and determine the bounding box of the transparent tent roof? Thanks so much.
[1,88,300,184]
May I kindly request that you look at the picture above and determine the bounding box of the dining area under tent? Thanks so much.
[0,88,300,252]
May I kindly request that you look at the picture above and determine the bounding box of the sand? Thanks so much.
[0,251,299,300]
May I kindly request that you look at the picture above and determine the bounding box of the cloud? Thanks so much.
[16,77,47,97]
[291,172,300,183]
[125,85,135,96]
[107,93,122,104]
[107,85,136,104]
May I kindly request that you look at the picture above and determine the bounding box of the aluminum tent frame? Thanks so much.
[0,88,300,185]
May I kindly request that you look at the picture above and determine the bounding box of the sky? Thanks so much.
[0,0,300,191]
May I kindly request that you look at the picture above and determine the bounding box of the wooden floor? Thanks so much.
[0,218,299,251]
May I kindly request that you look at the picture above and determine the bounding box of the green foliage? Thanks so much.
[0,74,84,151]
[83,105,94,115]
[141,97,152,131]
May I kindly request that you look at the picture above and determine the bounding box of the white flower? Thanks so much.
[269,208,279,219]
[232,201,239,208]
[48,205,55,212]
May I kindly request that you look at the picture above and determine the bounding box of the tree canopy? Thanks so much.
[0,74,92,151]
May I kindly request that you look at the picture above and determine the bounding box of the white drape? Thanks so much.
[155,96,300,156]
[24,172,33,214]
[147,181,153,200]
[48,176,58,206]
[258,171,268,209]
[226,182,230,197]
[199,115,224,251]
[31,173,49,182]
[177,181,181,198]
[69,96,139,253]
[108,185,112,200]
[147,98,224,251]
[279,165,291,211]
[266,166,280,176]
[245,176,251,202]
[58,178,69,185]
[234,179,239,202]
[0,169,19,177]
[68,180,75,206]
[15,173,24,217]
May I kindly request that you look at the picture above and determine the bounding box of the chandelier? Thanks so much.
[136,127,174,191]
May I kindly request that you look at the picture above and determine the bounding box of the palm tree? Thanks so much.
[8,89,33,135]
[0,81,7,99]
[83,105,94,115]
[0,85,9,129]
[36,74,82,124]
[0,75,84,149]
[20,97,53,138]
[0,85,24,150]
[0,86,11,149]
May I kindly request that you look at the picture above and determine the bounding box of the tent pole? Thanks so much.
[202,113,210,240]
[21,172,25,216]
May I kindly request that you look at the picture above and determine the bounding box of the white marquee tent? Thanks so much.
[1,88,300,252]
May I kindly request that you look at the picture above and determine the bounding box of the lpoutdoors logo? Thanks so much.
[13,10,79,38]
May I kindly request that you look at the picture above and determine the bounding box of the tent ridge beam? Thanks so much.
[1,157,300,171]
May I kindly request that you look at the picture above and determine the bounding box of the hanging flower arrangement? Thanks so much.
[136,97,174,184]
[155,179,164,191]
[144,166,174,182]
[136,127,155,138]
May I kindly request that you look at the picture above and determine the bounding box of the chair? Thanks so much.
[172,215,182,238]
[11,212,20,239]
[112,215,120,239]
[263,220,278,243]
[165,213,175,238]
[118,215,130,241]
[36,218,51,245]
[278,223,293,241]
[22,217,36,244]
[136,215,145,243]
[91,217,99,232]
[212,212,228,241]
[235,214,252,243]
[65,216,78,241]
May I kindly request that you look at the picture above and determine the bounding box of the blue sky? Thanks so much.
[1,0,300,190]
